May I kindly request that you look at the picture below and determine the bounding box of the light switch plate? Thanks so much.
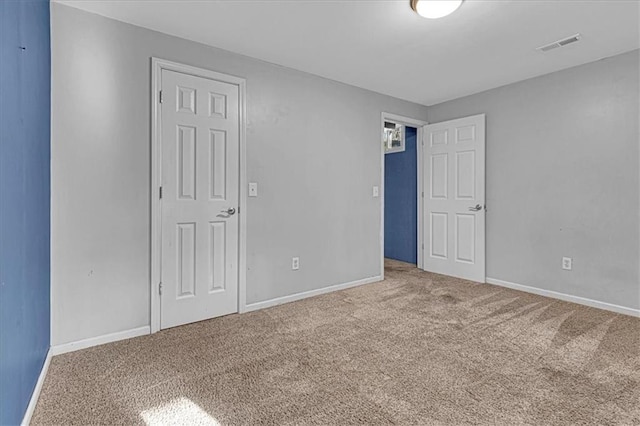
[373,186,379,197]
[249,182,258,197]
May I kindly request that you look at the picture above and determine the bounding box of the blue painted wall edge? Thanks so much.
[0,0,51,424]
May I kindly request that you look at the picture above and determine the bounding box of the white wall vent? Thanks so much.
[536,34,582,52]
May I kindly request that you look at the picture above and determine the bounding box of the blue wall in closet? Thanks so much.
[384,127,417,264]
[0,0,51,423]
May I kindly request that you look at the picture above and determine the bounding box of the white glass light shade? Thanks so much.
[412,0,463,19]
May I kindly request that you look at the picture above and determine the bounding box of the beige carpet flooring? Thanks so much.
[33,260,640,425]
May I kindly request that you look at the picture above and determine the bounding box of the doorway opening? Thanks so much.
[380,113,486,282]
[384,125,419,264]
[380,113,428,276]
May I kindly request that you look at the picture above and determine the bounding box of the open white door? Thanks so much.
[160,69,240,329]
[422,114,485,282]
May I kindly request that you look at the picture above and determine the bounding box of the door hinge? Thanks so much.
[159,186,163,199]
[422,243,424,250]
[421,191,424,198]
[159,282,163,296]
[159,90,163,103]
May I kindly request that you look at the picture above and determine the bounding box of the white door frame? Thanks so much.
[150,58,247,333]
[380,112,428,277]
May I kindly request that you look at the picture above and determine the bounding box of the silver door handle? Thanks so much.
[222,207,236,215]
[468,204,482,212]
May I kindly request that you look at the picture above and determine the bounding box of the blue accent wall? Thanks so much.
[0,0,51,424]
[384,127,417,264]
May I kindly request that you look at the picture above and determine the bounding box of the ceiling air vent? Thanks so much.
[536,34,581,52]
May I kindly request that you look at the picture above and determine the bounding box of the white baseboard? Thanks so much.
[485,277,639,317]
[244,276,383,312]
[21,348,52,426]
[50,326,150,356]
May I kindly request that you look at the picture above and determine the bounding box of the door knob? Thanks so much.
[222,207,236,215]
[468,204,482,212]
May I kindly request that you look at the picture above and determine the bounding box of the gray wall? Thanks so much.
[428,49,640,310]
[50,4,429,345]
[51,4,639,346]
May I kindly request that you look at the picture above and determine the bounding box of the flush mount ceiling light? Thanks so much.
[411,0,463,19]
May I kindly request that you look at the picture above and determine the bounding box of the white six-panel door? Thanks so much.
[422,114,485,282]
[160,69,240,329]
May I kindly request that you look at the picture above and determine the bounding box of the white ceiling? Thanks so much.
[56,0,640,106]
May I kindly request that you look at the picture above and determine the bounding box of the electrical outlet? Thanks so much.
[562,257,572,271]
[292,257,300,271]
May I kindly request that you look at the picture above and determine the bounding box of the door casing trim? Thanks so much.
[150,58,247,333]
